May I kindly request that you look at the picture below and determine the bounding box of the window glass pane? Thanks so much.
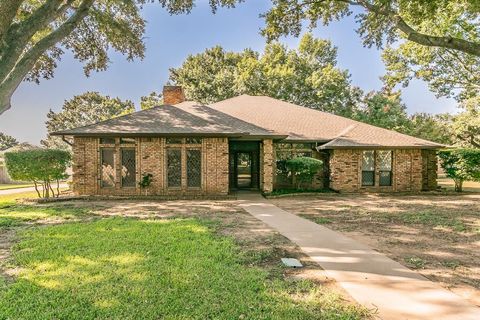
[120,138,136,144]
[100,137,115,144]
[187,149,201,188]
[166,138,183,144]
[378,150,392,171]
[292,143,313,149]
[121,149,136,187]
[167,149,182,187]
[362,151,375,171]
[186,137,202,144]
[362,171,375,186]
[379,171,392,186]
[101,148,115,187]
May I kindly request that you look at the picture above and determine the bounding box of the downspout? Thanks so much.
[61,135,73,146]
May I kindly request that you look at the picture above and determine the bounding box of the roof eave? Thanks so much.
[318,144,445,150]
[50,132,287,139]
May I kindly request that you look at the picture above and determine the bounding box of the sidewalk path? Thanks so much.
[237,192,480,320]
[0,184,68,196]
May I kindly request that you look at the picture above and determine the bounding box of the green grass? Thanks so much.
[404,257,426,270]
[0,218,368,319]
[0,183,34,190]
[0,191,86,229]
[392,210,467,232]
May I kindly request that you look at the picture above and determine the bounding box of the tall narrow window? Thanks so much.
[378,150,393,186]
[167,149,182,187]
[187,149,202,188]
[101,148,115,187]
[121,149,136,187]
[362,150,375,186]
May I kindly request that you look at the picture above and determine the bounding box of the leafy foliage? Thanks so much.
[0,0,240,114]
[354,91,411,132]
[381,2,480,102]
[285,156,323,189]
[140,91,163,110]
[259,1,480,102]
[42,92,135,149]
[170,33,361,117]
[0,132,18,151]
[4,149,71,198]
[438,149,480,192]
[451,97,480,148]
[408,113,453,146]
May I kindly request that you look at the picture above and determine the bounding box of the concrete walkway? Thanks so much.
[237,193,480,320]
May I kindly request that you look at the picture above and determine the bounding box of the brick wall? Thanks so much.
[422,149,438,191]
[330,149,436,192]
[72,137,229,196]
[260,139,274,193]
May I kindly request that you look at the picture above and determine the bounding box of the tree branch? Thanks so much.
[0,0,23,43]
[0,0,75,82]
[0,0,94,115]
[352,0,480,57]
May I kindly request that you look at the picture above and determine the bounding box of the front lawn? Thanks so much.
[0,194,370,319]
[271,194,480,306]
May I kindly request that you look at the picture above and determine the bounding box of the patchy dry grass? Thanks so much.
[271,193,480,306]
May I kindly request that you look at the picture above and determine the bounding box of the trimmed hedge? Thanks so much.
[285,156,323,189]
[5,149,71,198]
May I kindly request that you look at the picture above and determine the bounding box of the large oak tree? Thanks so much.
[261,1,480,100]
[0,0,237,115]
[170,33,362,117]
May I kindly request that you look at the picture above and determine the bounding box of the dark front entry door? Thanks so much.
[229,141,260,190]
[236,152,252,189]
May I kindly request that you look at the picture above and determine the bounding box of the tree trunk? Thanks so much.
[44,180,50,198]
[32,180,41,198]
[454,179,463,192]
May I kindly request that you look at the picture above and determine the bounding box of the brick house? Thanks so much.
[52,86,442,196]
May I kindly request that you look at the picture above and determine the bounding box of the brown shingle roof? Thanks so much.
[210,95,443,148]
[53,94,444,149]
[52,102,284,138]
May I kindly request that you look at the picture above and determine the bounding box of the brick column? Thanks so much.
[261,139,274,193]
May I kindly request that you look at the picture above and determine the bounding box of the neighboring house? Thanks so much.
[52,86,442,196]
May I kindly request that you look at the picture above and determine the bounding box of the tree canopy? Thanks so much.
[0,132,18,151]
[261,1,480,102]
[42,91,135,149]
[170,33,361,117]
[140,91,163,110]
[451,97,480,148]
[0,0,238,115]
[438,149,480,192]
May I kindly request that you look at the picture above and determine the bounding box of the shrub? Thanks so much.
[4,149,71,198]
[285,156,323,189]
[438,149,480,192]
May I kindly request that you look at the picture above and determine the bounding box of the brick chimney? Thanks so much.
[163,86,185,105]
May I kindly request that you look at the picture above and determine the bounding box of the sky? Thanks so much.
[0,0,457,145]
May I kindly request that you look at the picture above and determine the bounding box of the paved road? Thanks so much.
[237,192,480,320]
[0,184,68,196]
